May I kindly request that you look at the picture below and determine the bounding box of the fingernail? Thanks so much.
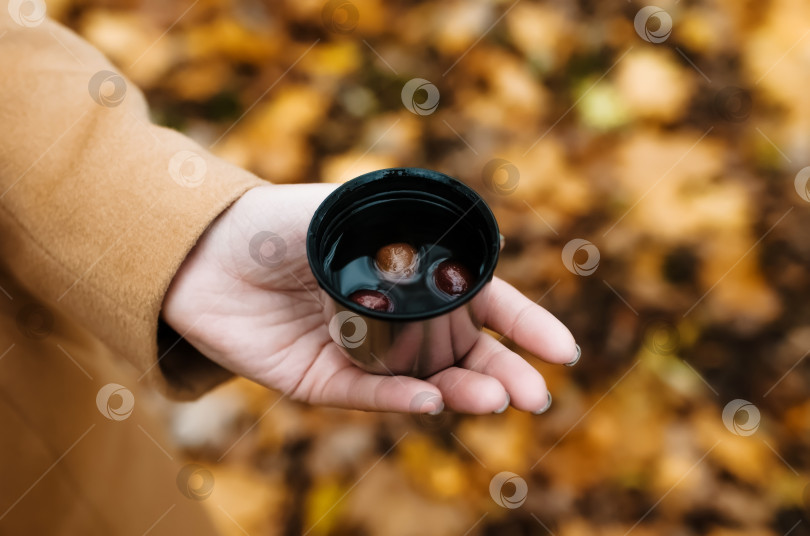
[499,233,505,251]
[533,392,552,415]
[427,402,444,415]
[565,344,581,367]
[494,393,510,414]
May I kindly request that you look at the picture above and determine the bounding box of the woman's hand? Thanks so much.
[162,184,579,415]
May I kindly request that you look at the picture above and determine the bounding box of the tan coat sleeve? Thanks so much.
[0,14,267,398]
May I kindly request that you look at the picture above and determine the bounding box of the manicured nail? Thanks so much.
[499,233,505,251]
[565,344,581,367]
[533,392,552,415]
[427,402,444,415]
[494,393,510,414]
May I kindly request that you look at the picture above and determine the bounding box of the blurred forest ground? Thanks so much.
[48,0,810,534]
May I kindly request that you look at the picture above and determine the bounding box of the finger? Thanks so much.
[297,346,444,413]
[425,366,508,414]
[458,333,550,413]
[485,277,578,365]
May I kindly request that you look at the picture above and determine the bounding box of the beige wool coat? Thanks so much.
[0,13,266,535]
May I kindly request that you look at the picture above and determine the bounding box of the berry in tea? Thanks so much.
[375,242,418,281]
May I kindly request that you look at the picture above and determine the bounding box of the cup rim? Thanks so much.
[306,167,500,321]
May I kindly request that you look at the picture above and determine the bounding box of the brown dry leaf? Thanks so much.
[493,138,590,216]
[42,0,71,20]
[742,0,810,110]
[613,130,780,322]
[711,482,775,526]
[307,424,377,477]
[254,398,312,453]
[287,0,386,37]
[246,84,329,139]
[642,346,708,399]
[321,152,399,183]
[457,48,551,128]
[79,10,174,86]
[204,465,286,536]
[506,3,574,73]
[433,0,494,56]
[559,519,668,536]
[742,0,810,161]
[692,407,780,487]
[395,1,492,51]
[624,245,693,311]
[319,112,415,182]
[783,400,810,437]
[699,232,782,327]
[252,136,312,184]
[364,113,423,161]
[494,241,564,289]
[396,435,470,500]
[615,49,696,124]
[299,42,362,78]
[707,528,778,536]
[613,130,740,240]
[303,476,346,536]
[678,4,747,56]
[183,17,281,64]
[167,60,231,102]
[343,460,475,536]
[216,84,329,182]
[649,423,714,516]
[541,369,667,491]
[454,411,534,471]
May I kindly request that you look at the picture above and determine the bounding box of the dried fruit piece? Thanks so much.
[349,289,394,312]
[375,243,418,281]
[433,260,473,297]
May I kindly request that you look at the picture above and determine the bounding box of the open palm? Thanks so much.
[162,183,579,414]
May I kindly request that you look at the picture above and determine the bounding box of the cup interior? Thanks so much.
[307,168,500,321]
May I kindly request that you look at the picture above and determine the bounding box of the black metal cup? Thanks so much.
[306,168,500,378]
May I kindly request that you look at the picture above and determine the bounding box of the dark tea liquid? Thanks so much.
[324,199,486,315]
